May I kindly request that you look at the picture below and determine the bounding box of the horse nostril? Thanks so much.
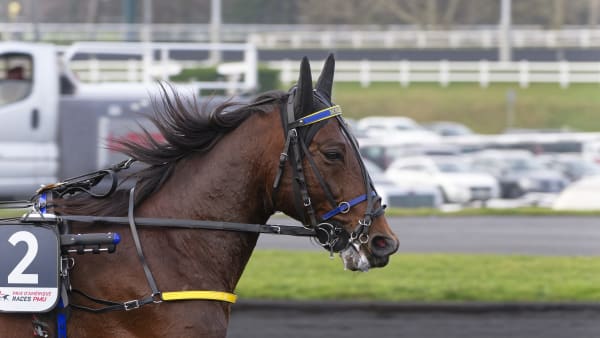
[370,235,398,257]
[374,237,387,249]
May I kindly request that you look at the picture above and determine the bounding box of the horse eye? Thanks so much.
[324,151,344,161]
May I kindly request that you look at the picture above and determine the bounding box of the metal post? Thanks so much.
[209,0,222,64]
[506,89,516,129]
[30,0,39,41]
[499,0,512,63]
[142,0,153,83]
[122,0,137,41]
[142,0,152,42]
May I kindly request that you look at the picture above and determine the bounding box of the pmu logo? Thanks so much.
[0,291,9,301]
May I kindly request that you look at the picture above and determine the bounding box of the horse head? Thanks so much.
[273,54,399,271]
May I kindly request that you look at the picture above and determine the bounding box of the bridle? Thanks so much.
[273,87,385,256]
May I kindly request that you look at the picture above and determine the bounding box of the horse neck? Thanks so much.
[135,112,278,293]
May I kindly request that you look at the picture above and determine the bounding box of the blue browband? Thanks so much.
[291,105,342,128]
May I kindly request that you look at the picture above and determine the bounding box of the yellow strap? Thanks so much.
[161,291,237,304]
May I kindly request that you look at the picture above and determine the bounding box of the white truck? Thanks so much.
[0,41,257,198]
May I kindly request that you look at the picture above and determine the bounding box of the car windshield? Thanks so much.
[433,158,469,173]
[506,158,544,171]
[394,123,423,131]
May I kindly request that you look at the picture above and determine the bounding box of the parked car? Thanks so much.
[384,155,499,204]
[537,153,600,182]
[360,140,461,170]
[364,159,443,209]
[423,121,474,137]
[357,116,440,143]
[342,117,369,141]
[469,150,568,198]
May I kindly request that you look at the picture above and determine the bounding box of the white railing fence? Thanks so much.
[268,60,600,88]
[61,42,258,95]
[5,23,600,49]
[251,28,600,49]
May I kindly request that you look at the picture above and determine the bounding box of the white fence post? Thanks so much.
[266,35,277,48]
[399,60,410,87]
[559,61,570,88]
[89,57,100,82]
[384,31,395,48]
[244,43,258,92]
[482,30,493,48]
[320,33,332,48]
[359,59,370,87]
[479,60,489,88]
[513,31,525,48]
[281,59,293,84]
[417,31,427,48]
[439,60,449,87]
[291,34,301,49]
[546,31,557,47]
[351,32,362,48]
[449,32,460,48]
[579,29,591,48]
[519,60,529,88]
[160,47,169,81]
[127,59,137,82]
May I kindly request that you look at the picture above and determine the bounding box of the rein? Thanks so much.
[26,181,316,315]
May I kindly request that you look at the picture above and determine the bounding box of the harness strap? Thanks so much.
[69,289,237,314]
[273,129,295,190]
[127,187,161,298]
[162,291,236,303]
[300,140,337,210]
[289,130,318,227]
[54,215,315,236]
[69,288,156,313]
[284,90,318,227]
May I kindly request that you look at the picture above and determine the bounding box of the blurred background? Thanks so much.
[4,0,600,210]
[3,1,600,337]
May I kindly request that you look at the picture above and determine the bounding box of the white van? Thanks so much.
[0,42,257,198]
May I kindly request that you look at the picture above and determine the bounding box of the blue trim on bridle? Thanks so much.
[290,105,342,128]
[320,191,376,221]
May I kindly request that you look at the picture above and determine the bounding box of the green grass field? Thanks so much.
[0,208,25,218]
[236,250,600,302]
[330,82,600,134]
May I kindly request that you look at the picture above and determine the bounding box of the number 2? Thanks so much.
[7,231,39,284]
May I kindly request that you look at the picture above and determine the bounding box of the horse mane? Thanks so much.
[59,85,287,216]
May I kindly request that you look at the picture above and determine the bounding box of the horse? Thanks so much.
[0,54,399,337]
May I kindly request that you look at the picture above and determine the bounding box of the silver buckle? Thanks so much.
[124,299,140,311]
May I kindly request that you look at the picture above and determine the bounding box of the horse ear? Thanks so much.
[294,56,313,119]
[315,53,335,101]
